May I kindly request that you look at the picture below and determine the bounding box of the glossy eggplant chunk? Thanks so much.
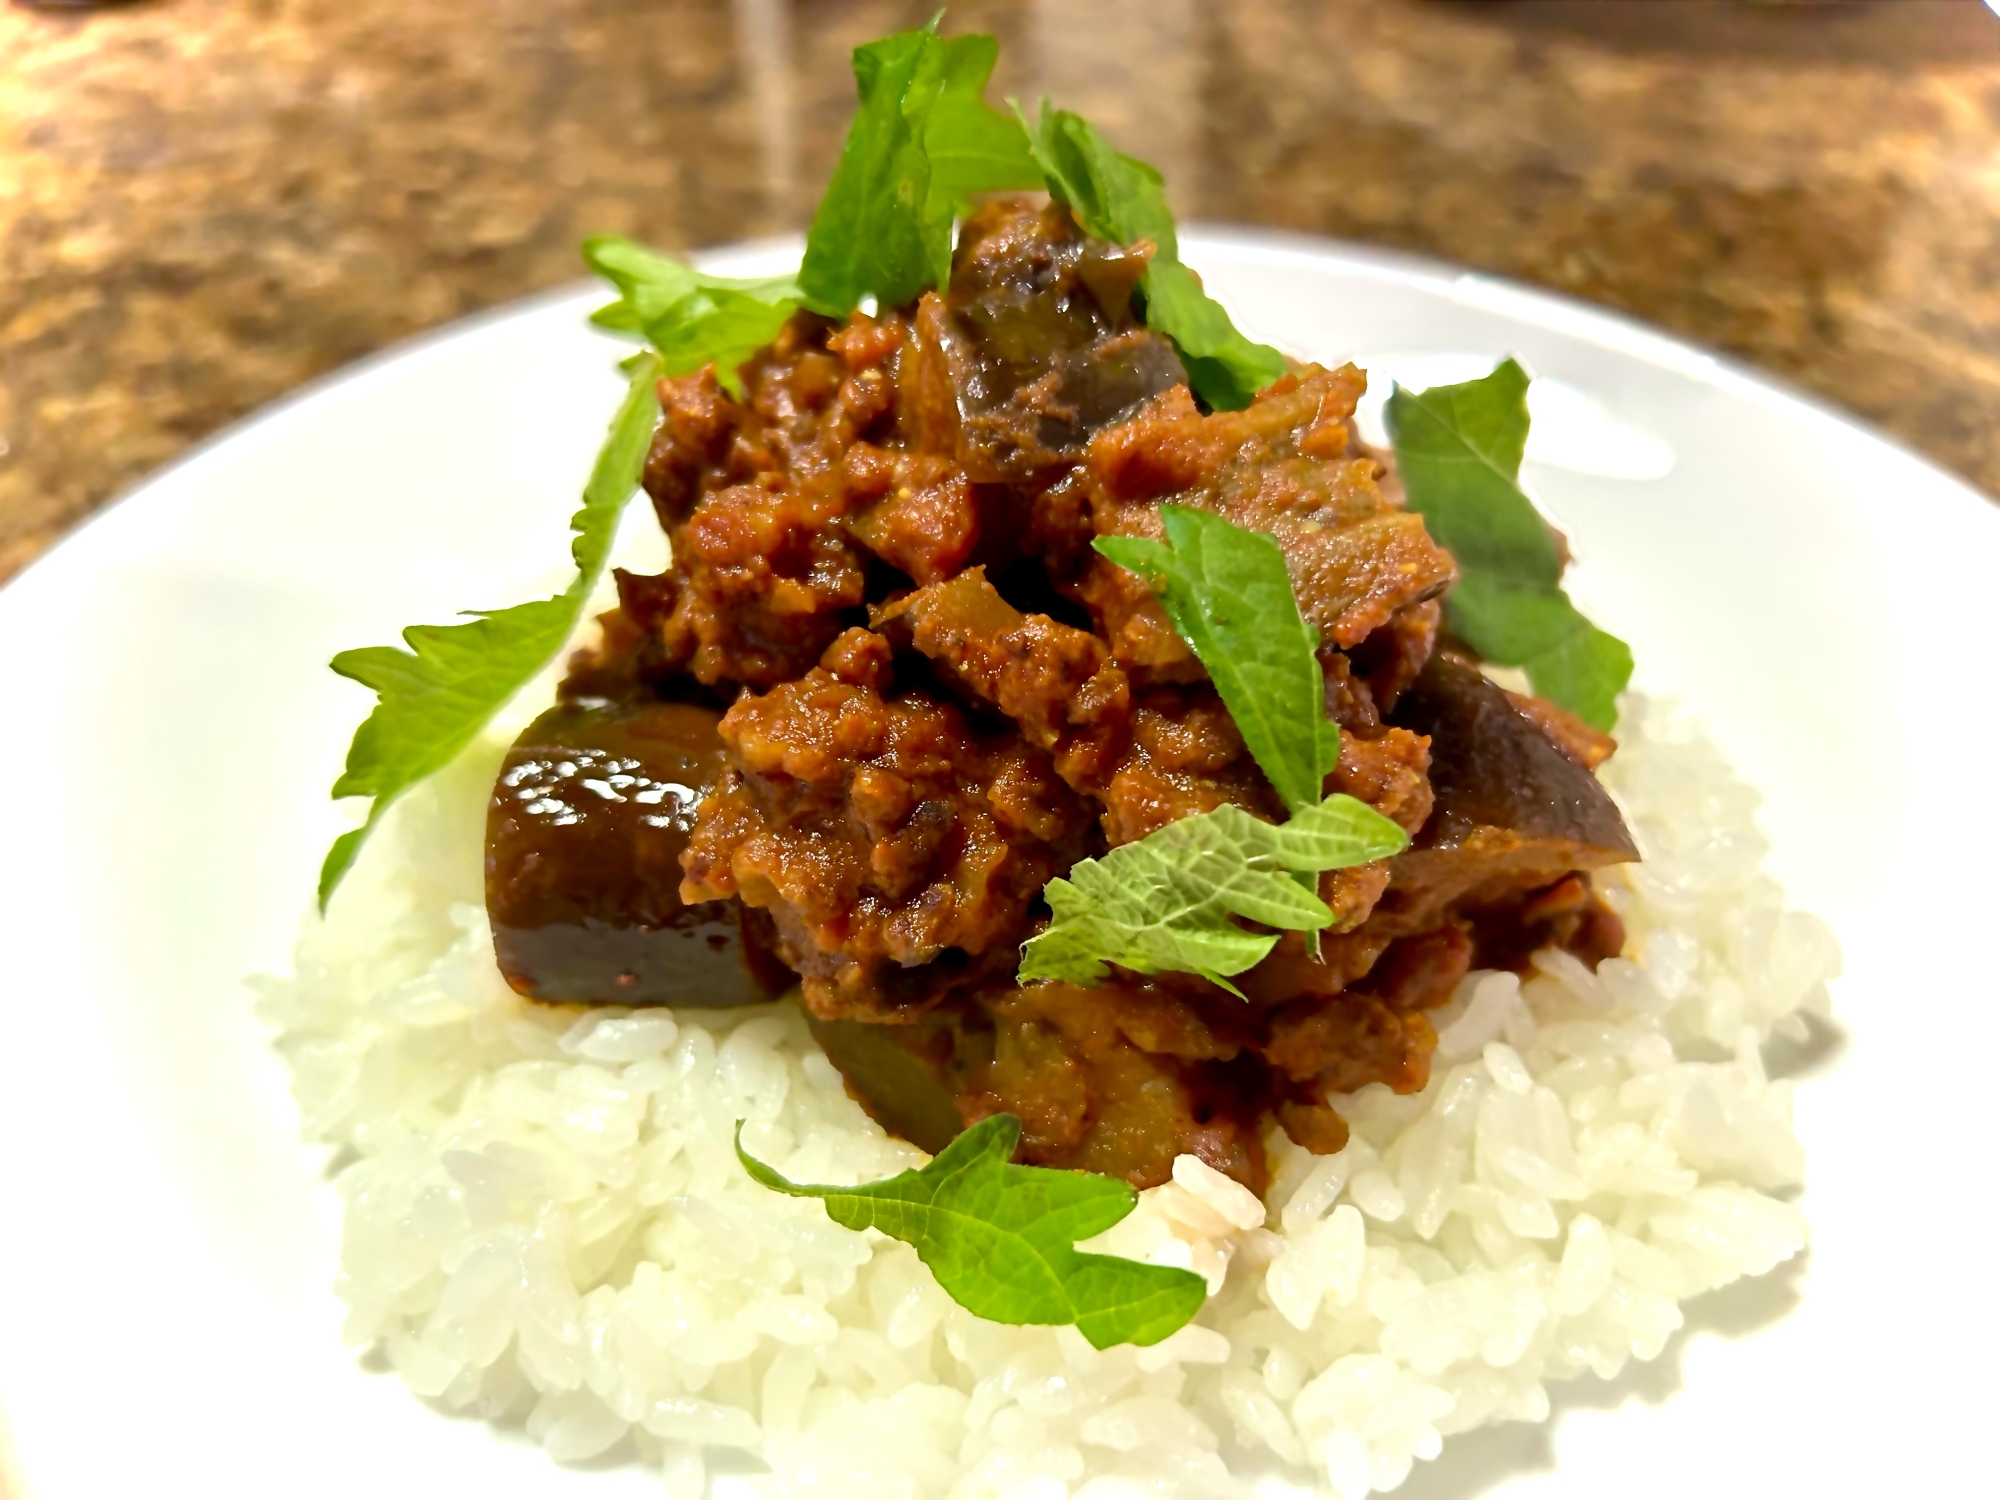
[914,200,1187,481]
[1383,654,1637,920]
[1392,654,1637,855]
[486,699,793,1007]
[807,1012,972,1156]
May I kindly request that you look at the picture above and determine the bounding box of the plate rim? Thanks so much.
[2,224,1995,1500]
[6,225,1993,615]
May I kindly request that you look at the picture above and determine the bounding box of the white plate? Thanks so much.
[2,233,1996,1500]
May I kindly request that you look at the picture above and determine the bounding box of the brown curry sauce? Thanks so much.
[483,199,1636,1196]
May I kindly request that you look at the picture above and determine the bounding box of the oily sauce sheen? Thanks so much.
[485,700,790,1008]
[482,198,1637,1194]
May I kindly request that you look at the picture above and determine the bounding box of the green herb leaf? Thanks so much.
[920,34,1046,233]
[583,237,799,398]
[798,24,1041,317]
[1020,103,1286,410]
[1385,359,1632,729]
[318,352,665,910]
[565,352,669,580]
[737,1114,1209,1349]
[1018,794,1410,995]
[1095,505,1339,818]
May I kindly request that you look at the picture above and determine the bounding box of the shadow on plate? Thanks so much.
[1398,1251,1809,1500]
[1397,1006,1834,1498]
[1766,1009,1847,1082]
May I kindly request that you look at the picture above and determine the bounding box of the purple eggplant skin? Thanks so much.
[485,699,792,1008]
[806,1011,975,1157]
[1382,653,1637,921]
[1392,653,1636,856]
[918,200,1189,482]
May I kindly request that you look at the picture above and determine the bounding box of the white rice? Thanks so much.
[258,693,1838,1498]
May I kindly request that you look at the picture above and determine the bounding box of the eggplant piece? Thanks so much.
[911,200,1188,481]
[486,699,793,1007]
[812,987,1275,1191]
[1394,654,1636,854]
[806,1012,974,1156]
[1383,653,1637,921]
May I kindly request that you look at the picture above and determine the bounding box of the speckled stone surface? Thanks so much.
[4,0,1999,584]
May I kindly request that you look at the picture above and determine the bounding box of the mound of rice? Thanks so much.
[258,694,1838,1499]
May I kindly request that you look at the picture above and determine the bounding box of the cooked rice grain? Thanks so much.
[258,695,1837,1498]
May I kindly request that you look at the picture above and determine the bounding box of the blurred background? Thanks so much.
[4,0,1999,585]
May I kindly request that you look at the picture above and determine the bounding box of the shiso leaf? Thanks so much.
[1385,359,1633,729]
[736,1114,1210,1349]
[316,352,664,910]
[797,22,1042,316]
[582,238,800,399]
[1017,795,1410,995]
[1019,102,1286,411]
[918,33,1048,242]
[1095,505,1340,819]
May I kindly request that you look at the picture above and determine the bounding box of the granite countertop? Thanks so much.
[4,0,1999,583]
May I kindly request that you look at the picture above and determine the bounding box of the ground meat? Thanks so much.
[616,311,914,691]
[1506,689,1619,770]
[1075,369,1458,683]
[680,634,1096,1021]
[493,196,1640,1193]
[872,569,1291,846]
[1350,598,1441,713]
[843,448,979,586]
[1096,686,1283,846]
[871,567,1132,793]
[656,478,868,688]
[974,982,1270,1193]
[1331,725,1434,836]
